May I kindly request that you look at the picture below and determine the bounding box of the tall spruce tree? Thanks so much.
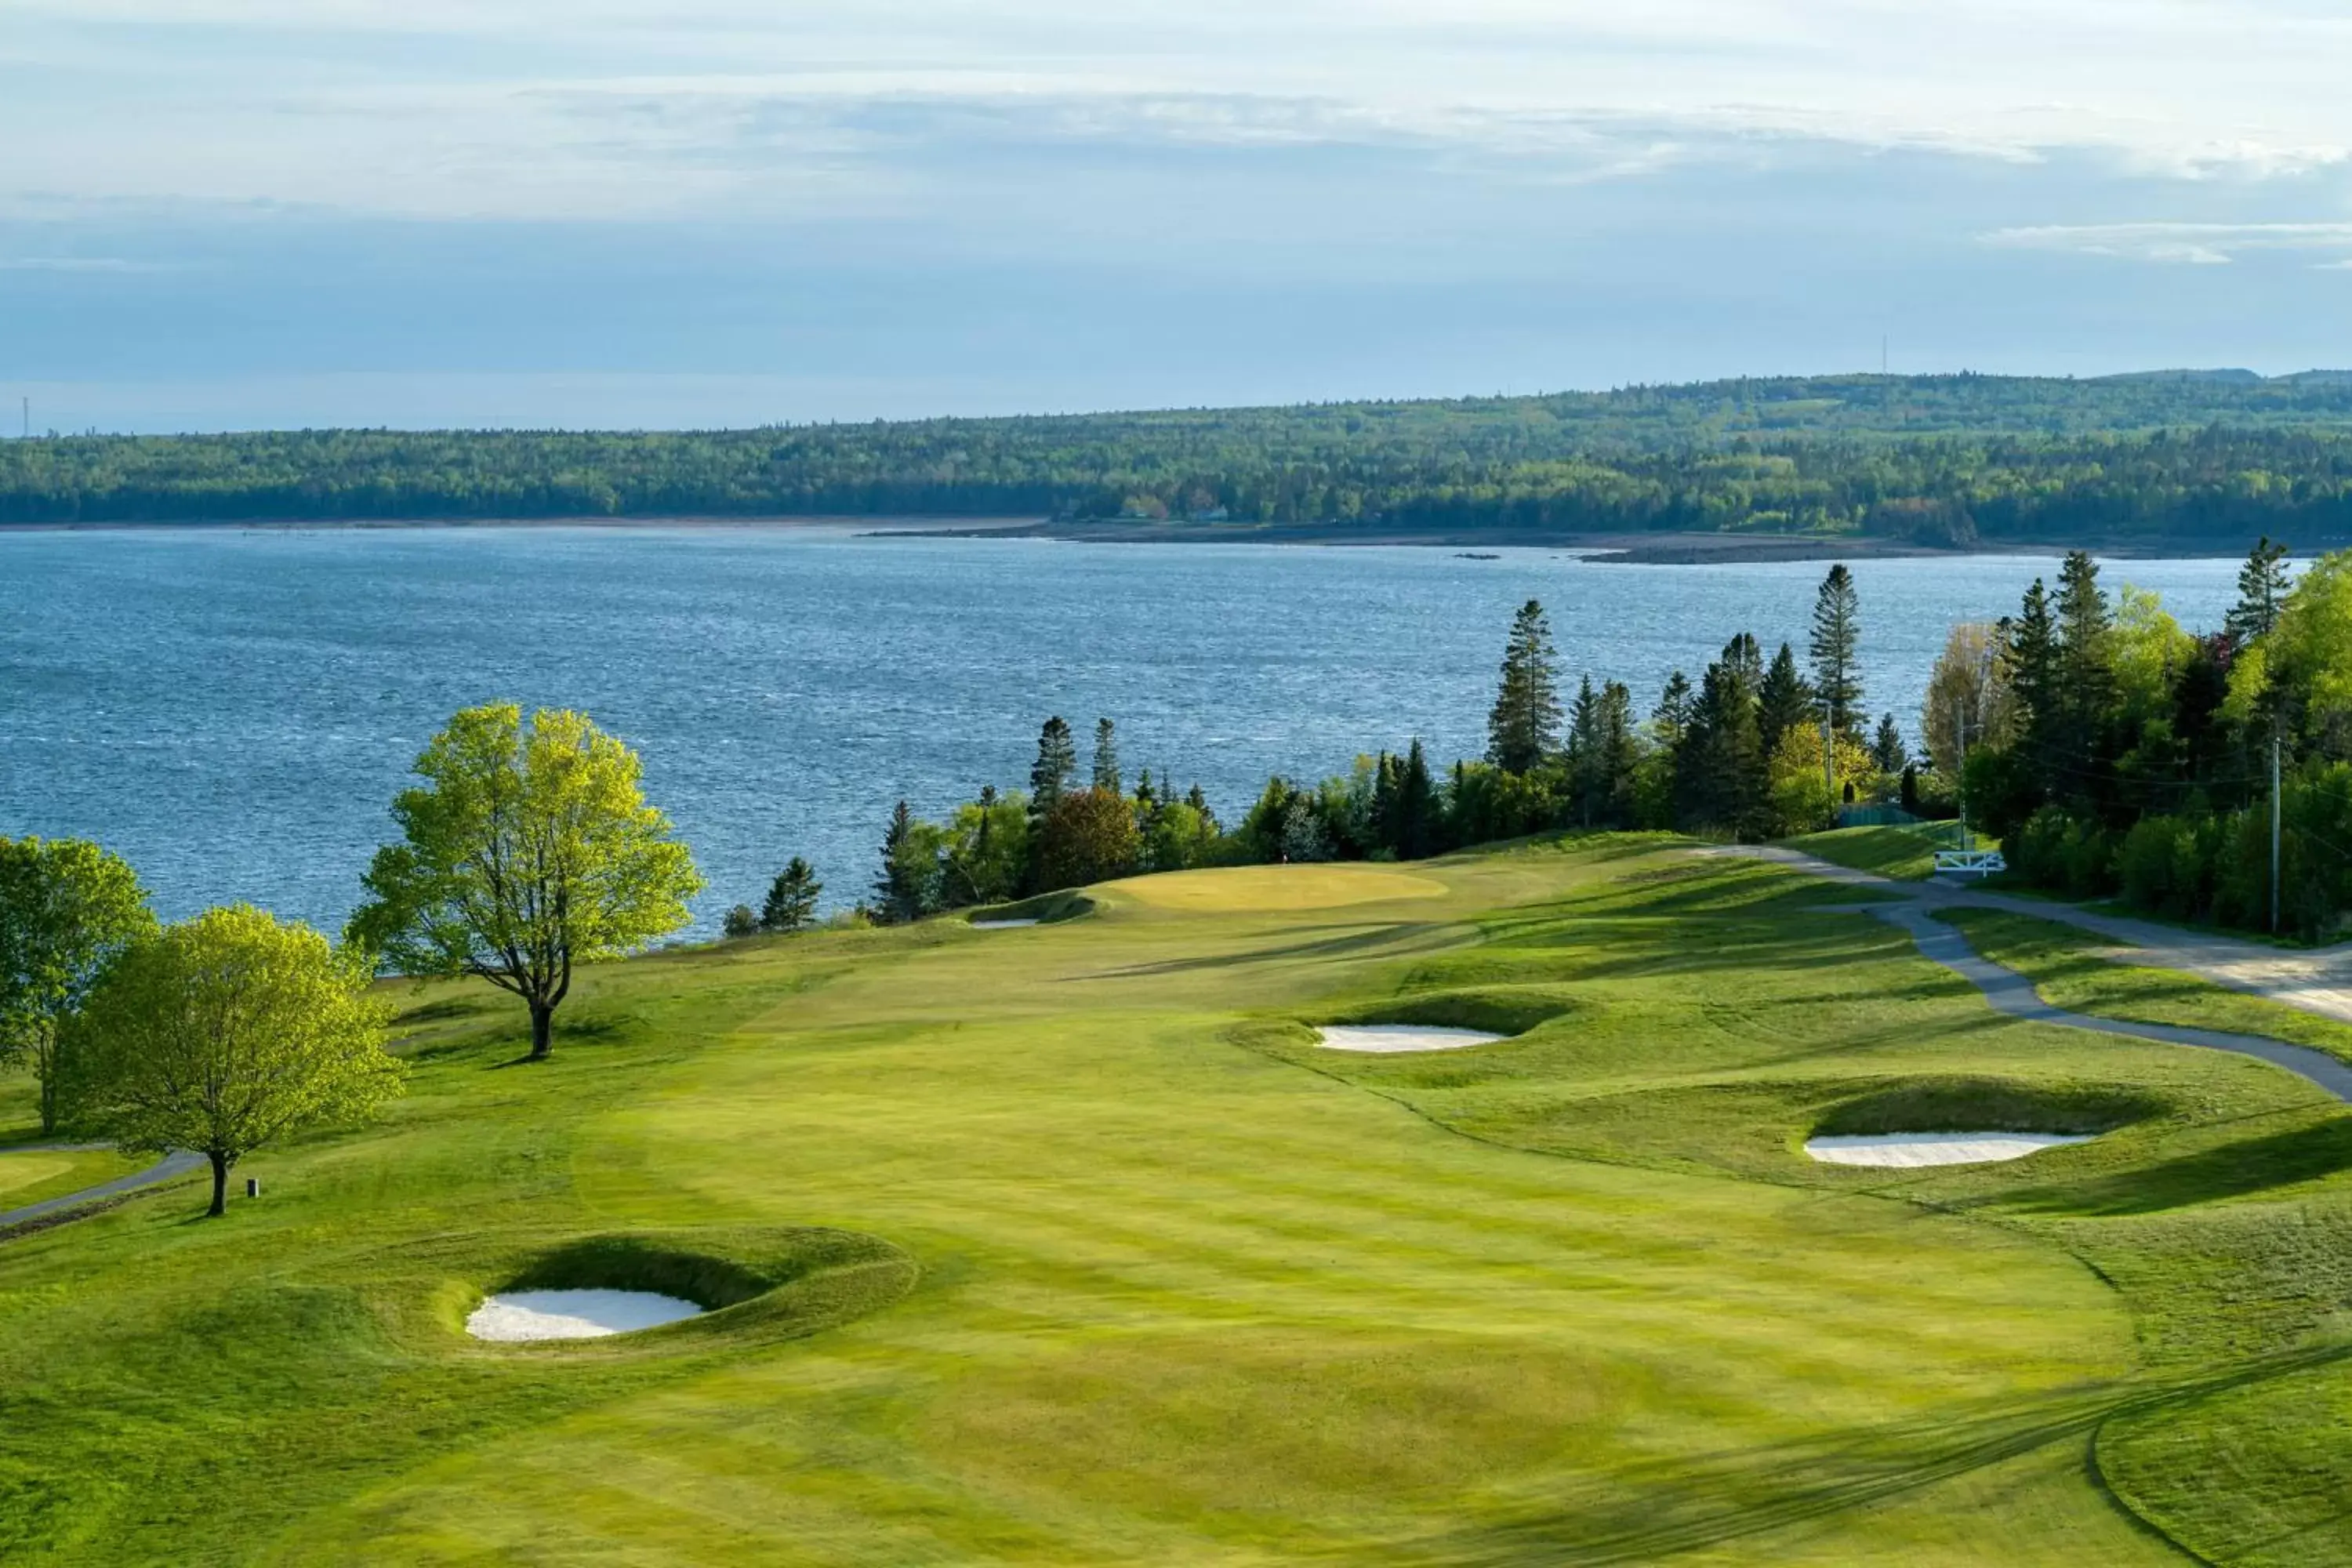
[1679,635,1769,837]
[1808,564,1864,736]
[2054,550,2115,791]
[1091,717,1121,795]
[1871,713,1909,775]
[1566,675,1604,826]
[2005,583,2063,797]
[1759,642,1813,760]
[1598,681,1641,826]
[1486,600,1563,775]
[760,857,822,933]
[1396,740,1438,858]
[1370,752,1403,851]
[1029,717,1078,820]
[873,801,923,924]
[2226,536,2292,645]
[1653,670,1695,749]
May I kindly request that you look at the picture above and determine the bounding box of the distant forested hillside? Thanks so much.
[9,371,2352,542]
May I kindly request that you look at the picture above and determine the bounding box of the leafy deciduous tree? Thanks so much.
[0,837,154,1136]
[71,906,401,1217]
[347,705,702,1061]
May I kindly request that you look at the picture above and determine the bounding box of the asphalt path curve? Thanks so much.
[1704,845,2352,1105]
[0,1146,205,1234]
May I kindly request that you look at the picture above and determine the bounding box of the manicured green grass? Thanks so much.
[1783,822,1960,880]
[0,1148,144,1211]
[1940,908,2352,1064]
[2,840,2350,1563]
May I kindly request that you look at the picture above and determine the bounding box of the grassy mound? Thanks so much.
[464,1225,916,1345]
[965,889,1097,924]
[1784,822,1958,880]
[1813,1078,2165,1138]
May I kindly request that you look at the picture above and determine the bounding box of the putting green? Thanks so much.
[1106,863,1448,910]
[2,837,2347,1564]
[0,1154,74,1196]
[0,1147,143,1210]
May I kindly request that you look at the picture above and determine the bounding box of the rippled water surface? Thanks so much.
[0,527,2240,931]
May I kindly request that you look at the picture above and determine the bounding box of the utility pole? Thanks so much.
[1954,700,1970,852]
[2272,727,2284,935]
[1821,712,1836,824]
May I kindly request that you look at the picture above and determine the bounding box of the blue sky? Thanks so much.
[5,1,2351,431]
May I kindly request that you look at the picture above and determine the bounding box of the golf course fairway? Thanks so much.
[5,837,2352,1564]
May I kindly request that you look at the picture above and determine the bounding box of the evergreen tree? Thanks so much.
[1652,670,1695,749]
[1598,681,1641,826]
[1370,751,1402,851]
[1029,717,1078,820]
[2005,583,2063,797]
[1871,713,1909,774]
[1809,564,1864,736]
[2054,550,2115,792]
[2226,536,2292,645]
[1486,600,1563,775]
[1134,768,1156,808]
[1396,740,1438,858]
[760,856,822,933]
[723,905,760,938]
[1759,642,1814,760]
[1679,634,1769,836]
[1092,717,1121,795]
[1186,782,1210,815]
[874,801,925,924]
[1566,676,1603,826]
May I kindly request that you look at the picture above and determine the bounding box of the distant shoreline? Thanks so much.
[0,514,2305,564]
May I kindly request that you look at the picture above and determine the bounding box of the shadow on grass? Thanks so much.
[1406,1344,2352,1566]
[1991,1117,2352,1217]
[1078,920,1465,980]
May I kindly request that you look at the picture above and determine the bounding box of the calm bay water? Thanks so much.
[0,527,2241,935]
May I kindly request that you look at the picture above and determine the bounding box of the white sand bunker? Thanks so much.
[971,918,1040,929]
[1316,1025,1505,1054]
[1805,1132,2094,1168]
[466,1289,705,1341]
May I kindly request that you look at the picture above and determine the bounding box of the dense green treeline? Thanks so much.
[11,372,2352,539]
[1959,541,2352,938]
[817,578,1922,929]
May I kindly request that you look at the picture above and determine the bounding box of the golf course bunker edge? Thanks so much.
[1316,1025,1506,1054]
[1802,1078,2155,1169]
[466,1288,704,1341]
[1803,1131,2095,1168]
[456,1226,920,1348]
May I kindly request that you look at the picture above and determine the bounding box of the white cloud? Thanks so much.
[1984,221,2352,266]
[0,256,182,272]
[6,2,2352,220]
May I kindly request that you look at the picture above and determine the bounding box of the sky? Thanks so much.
[5,1,2351,432]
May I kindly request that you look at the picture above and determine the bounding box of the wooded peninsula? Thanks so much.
[9,369,2352,546]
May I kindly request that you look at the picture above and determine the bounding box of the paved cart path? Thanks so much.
[0,1145,205,1233]
[1853,902,2352,1104]
[1713,844,2352,1026]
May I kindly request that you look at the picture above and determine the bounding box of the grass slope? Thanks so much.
[2,840,2348,1563]
[1781,823,1958,881]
